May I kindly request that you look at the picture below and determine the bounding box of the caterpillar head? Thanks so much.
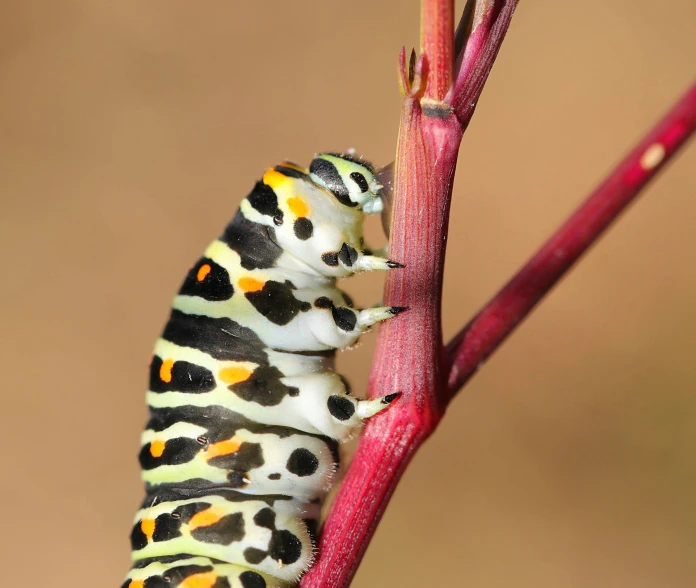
[309,153,383,214]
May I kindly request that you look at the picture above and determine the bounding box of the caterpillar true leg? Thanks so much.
[357,305,408,328]
[271,371,399,441]
[354,254,404,272]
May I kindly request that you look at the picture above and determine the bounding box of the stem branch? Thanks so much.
[446,82,696,396]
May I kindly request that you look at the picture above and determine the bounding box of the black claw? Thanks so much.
[386,260,405,269]
[388,306,409,316]
[382,392,401,404]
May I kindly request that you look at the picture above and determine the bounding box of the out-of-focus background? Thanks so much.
[2,1,695,586]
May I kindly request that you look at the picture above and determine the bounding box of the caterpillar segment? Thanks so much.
[124,556,293,588]
[130,493,316,582]
[124,153,404,587]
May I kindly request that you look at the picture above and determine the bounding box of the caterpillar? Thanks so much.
[122,153,404,588]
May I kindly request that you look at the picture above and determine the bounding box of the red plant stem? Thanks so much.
[446,81,696,396]
[301,67,463,588]
[301,2,519,587]
[421,0,454,102]
[449,0,518,126]
[303,4,694,588]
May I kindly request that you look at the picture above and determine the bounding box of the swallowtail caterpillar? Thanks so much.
[123,153,404,588]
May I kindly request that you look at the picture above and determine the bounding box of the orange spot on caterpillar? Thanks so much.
[287,195,310,217]
[263,168,287,190]
[189,508,223,530]
[159,359,174,383]
[218,365,253,385]
[196,264,211,282]
[238,277,265,292]
[150,440,166,458]
[180,572,217,588]
[140,518,155,540]
[128,581,144,588]
[207,438,241,459]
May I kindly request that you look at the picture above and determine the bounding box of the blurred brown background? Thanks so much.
[2,1,695,586]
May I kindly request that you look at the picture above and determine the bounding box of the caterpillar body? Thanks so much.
[123,153,403,588]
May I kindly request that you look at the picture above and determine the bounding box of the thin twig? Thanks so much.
[449,0,517,127]
[446,81,696,397]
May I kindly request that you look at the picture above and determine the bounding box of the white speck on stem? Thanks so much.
[639,143,666,170]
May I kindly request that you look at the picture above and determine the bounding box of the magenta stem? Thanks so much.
[446,82,696,396]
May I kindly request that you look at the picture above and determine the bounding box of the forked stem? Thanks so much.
[301,2,695,587]
[301,2,518,586]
